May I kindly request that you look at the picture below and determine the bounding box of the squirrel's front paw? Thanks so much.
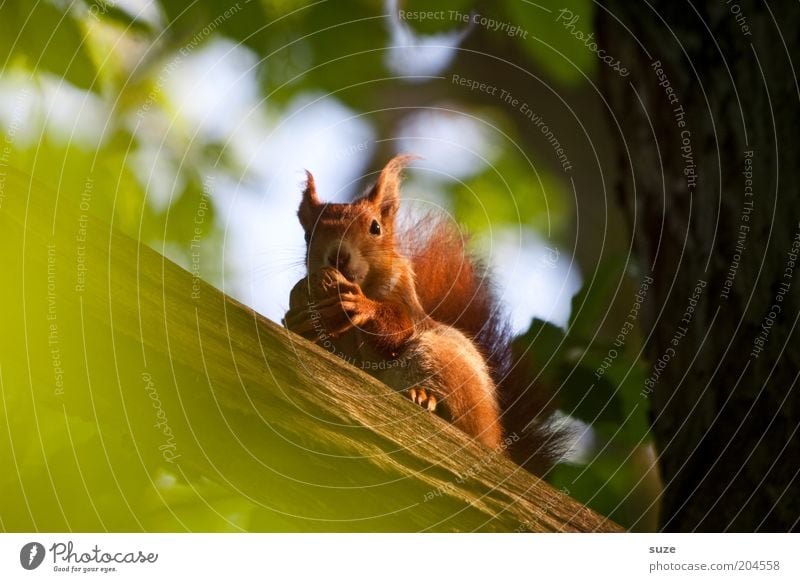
[318,266,360,296]
[406,386,438,412]
[283,305,320,341]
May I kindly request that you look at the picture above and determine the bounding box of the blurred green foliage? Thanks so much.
[514,256,657,527]
[0,0,655,530]
[504,0,596,85]
[0,2,96,89]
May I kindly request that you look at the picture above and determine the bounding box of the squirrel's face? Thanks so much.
[297,155,416,298]
[303,202,398,293]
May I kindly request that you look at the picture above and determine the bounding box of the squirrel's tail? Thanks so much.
[403,215,568,475]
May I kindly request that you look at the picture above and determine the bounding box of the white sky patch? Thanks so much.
[396,110,500,181]
[0,76,39,145]
[123,0,162,25]
[89,0,162,27]
[129,144,186,213]
[216,183,306,323]
[39,77,111,147]
[164,38,261,143]
[481,228,582,332]
[0,72,111,148]
[384,0,470,79]
[230,93,376,201]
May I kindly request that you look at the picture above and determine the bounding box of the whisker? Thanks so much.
[360,250,428,261]
[247,259,307,278]
[249,271,303,286]
[252,246,307,257]
[248,267,306,280]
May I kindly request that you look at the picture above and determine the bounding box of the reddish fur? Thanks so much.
[360,300,416,356]
[402,216,566,474]
[292,155,565,473]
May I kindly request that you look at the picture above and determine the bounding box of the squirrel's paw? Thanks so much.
[406,387,438,412]
[303,291,373,335]
[284,269,371,339]
[283,307,321,341]
[319,267,360,297]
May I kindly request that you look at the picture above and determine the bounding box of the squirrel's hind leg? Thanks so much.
[387,326,504,450]
[406,386,438,412]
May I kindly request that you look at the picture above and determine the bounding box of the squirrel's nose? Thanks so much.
[328,250,351,271]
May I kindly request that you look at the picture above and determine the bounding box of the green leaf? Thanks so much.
[568,254,629,339]
[513,317,566,384]
[514,319,624,427]
[254,1,394,110]
[87,1,155,35]
[0,2,98,91]
[557,357,624,426]
[159,0,273,54]
[450,147,570,237]
[515,314,650,441]
[514,319,624,426]
[598,354,651,445]
[502,0,596,85]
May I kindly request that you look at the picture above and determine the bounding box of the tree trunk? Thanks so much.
[597,1,799,531]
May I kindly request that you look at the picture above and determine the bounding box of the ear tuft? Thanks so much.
[298,170,320,232]
[366,154,419,217]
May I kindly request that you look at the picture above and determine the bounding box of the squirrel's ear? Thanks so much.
[366,154,418,218]
[298,170,320,232]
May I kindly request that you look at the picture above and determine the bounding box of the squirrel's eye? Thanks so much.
[369,219,381,236]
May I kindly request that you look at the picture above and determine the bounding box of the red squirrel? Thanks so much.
[284,155,564,474]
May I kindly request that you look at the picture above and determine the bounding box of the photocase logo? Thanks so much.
[20,542,46,570]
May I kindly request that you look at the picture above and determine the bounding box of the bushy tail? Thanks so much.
[402,215,567,475]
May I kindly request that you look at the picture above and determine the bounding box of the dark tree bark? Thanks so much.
[597,1,800,531]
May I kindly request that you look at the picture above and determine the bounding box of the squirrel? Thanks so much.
[283,155,565,474]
